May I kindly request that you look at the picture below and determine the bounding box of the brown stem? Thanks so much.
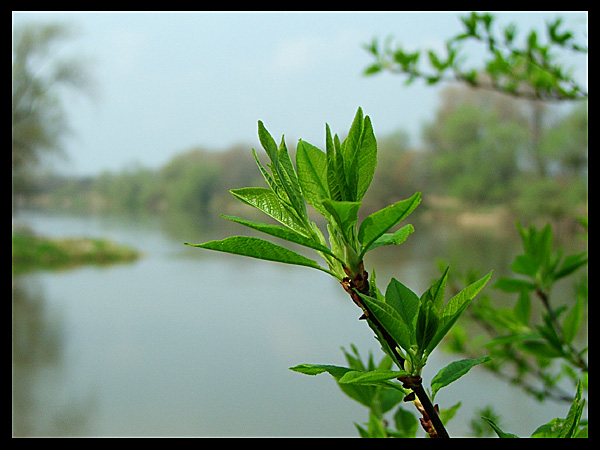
[342,264,450,438]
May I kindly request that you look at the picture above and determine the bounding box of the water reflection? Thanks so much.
[12,277,96,436]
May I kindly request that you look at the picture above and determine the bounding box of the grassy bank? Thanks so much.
[12,231,140,273]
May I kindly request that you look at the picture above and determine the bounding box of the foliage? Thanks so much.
[441,220,587,435]
[12,229,139,272]
[187,108,494,437]
[484,380,587,438]
[418,84,587,210]
[12,22,93,173]
[364,12,587,102]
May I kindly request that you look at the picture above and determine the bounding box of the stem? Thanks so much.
[342,265,450,438]
[412,383,450,439]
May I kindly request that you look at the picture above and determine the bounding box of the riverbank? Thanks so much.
[12,229,140,273]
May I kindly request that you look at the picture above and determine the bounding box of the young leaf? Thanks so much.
[513,291,532,326]
[358,293,413,354]
[341,108,364,200]
[482,417,520,438]
[385,277,419,334]
[430,356,491,400]
[420,266,450,312]
[358,192,421,259]
[220,215,341,262]
[530,381,585,438]
[363,224,414,253]
[394,407,418,438]
[185,236,334,275]
[325,124,343,201]
[257,121,307,223]
[322,199,361,245]
[230,187,306,233]
[553,251,588,281]
[493,277,536,293]
[356,115,377,200]
[289,363,352,379]
[562,296,585,344]
[296,140,329,216]
[257,120,279,163]
[338,369,409,386]
[416,300,439,353]
[425,271,493,355]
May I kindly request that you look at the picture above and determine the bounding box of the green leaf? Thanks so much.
[185,236,334,275]
[426,271,493,355]
[257,121,307,222]
[289,363,351,379]
[291,363,382,410]
[511,254,540,277]
[257,120,279,162]
[358,192,421,259]
[276,136,307,218]
[531,381,585,438]
[393,406,418,438]
[430,356,491,400]
[513,291,531,326]
[296,140,330,216]
[325,124,343,201]
[341,108,364,200]
[358,293,413,354]
[416,300,439,352]
[562,296,585,344]
[493,277,536,293]
[322,199,361,245]
[385,277,419,334]
[420,266,450,312]
[230,187,306,233]
[363,224,414,253]
[356,115,377,200]
[482,417,520,438]
[553,251,588,281]
[338,369,409,385]
[220,215,340,262]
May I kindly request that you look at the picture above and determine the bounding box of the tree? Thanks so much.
[422,86,530,203]
[12,22,93,198]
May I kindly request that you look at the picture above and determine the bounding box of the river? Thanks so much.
[12,210,586,437]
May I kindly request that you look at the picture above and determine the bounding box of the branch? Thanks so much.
[342,265,450,438]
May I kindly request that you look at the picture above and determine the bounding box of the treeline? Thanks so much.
[20,86,587,224]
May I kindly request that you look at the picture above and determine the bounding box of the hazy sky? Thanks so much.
[13,11,587,176]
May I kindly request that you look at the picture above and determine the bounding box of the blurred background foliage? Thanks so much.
[15,84,587,230]
[12,17,587,230]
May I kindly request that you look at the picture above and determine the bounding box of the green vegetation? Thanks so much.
[187,107,494,438]
[12,230,139,273]
[12,22,93,203]
[18,93,587,231]
[187,107,587,438]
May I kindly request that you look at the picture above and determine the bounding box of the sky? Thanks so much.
[12,11,588,176]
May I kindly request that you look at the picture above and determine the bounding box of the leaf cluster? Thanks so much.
[186,107,420,281]
[291,346,486,437]
[358,269,492,376]
[493,222,588,369]
[484,380,587,438]
[364,12,587,102]
[187,108,494,438]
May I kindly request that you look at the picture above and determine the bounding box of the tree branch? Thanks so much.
[342,265,450,438]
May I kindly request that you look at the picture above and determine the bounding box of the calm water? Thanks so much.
[12,210,586,437]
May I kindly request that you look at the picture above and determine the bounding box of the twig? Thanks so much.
[342,264,450,438]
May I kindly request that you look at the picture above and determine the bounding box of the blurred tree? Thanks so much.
[12,22,93,201]
[539,102,588,176]
[422,86,530,203]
